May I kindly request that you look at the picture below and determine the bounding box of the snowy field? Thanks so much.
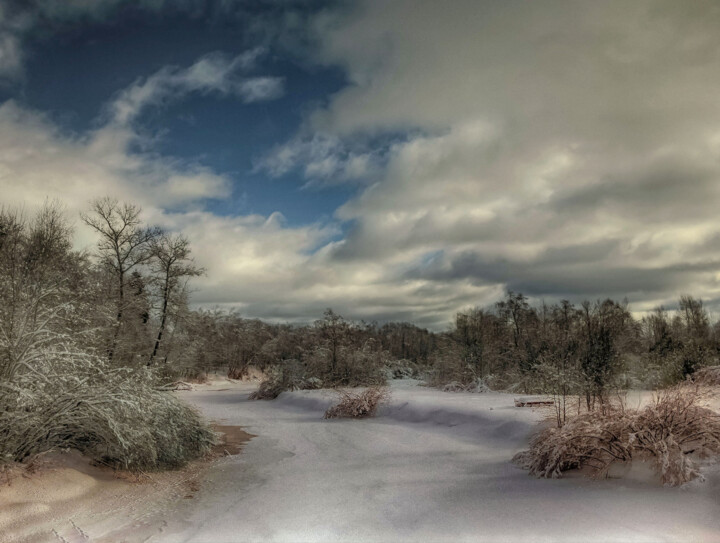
[154,380,720,543]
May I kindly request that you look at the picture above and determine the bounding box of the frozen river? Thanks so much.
[155,380,720,542]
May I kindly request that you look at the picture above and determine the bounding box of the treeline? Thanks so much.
[176,292,719,402]
[176,309,436,385]
[432,292,719,424]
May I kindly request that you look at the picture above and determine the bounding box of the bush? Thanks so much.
[513,383,720,485]
[248,370,287,400]
[693,365,720,386]
[227,366,246,380]
[0,346,216,470]
[324,387,391,419]
[383,359,420,380]
[306,345,387,388]
[249,361,322,400]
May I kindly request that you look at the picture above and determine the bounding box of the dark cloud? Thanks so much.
[409,246,720,301]
[552,154,720,220]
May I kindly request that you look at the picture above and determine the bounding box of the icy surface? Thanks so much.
[161,380,720,542]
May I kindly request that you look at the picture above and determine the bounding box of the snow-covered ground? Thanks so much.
[155,380,720,542]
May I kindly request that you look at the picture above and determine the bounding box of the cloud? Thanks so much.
[258,132,382,186]
[0,100,231,214]
[0,90,486,330]
[235,76,285,103]
[0,30,22,78]
[0,2,30,79]
[108,49,283,125]
[0,47,286,241]
[265,0,720,321]
[409,246,720,299]
[0,47,284,219]
[8,1,720,329]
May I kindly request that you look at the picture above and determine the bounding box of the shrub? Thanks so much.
[513,383,720,485]
[324,387,391,419]
[248,369,287,400]
[383,359,420,380]
[227,366,246,380]
[249,361,322,400]
[693,365,720,386]
[305,344,387,388]
[0,346,216,470]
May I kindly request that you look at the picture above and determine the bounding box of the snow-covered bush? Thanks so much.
[0,343,215,469]
[514,383,720,485]
[324,387,391,419]
[248,369,287,400]
[249,361,323,400]
[383,359,419,380]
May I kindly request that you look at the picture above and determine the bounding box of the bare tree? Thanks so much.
[148,233,203,365]
[81,198,159,361]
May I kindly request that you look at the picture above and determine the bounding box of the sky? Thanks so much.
[2,0,720,329]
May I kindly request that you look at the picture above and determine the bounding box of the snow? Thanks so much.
[3,379,717,541]
[155,380,720,542]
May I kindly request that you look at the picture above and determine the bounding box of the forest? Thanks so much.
[2,199,719,472]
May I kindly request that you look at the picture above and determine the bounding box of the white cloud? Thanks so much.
[235,76,285,103]
[259,132,382,187]
[0,100,232,243]
[0,97,372,324]
[269,0,720,321]
[108,49,283,125]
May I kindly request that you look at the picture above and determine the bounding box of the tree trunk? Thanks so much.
[149,272,170,365]
[108,272,125,362]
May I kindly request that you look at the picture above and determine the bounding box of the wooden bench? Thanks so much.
[514,398,554,407]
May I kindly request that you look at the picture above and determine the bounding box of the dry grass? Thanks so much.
[324,387,391,419]
[514,383,720,485]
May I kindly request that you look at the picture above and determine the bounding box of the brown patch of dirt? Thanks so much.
[211,425,255,457]
[0,425,255,542]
